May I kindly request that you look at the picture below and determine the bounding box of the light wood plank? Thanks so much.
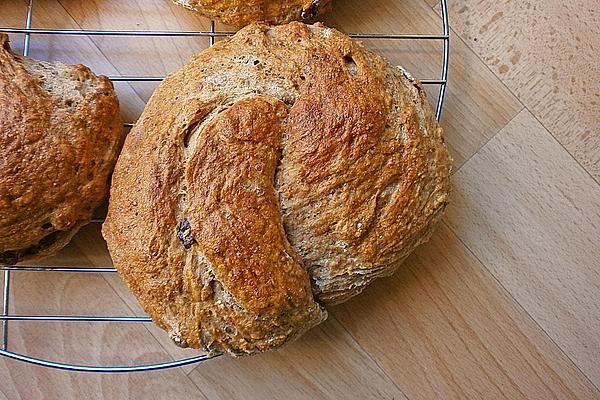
[445,108,600,387]
[441,0,600,180]
[0,385,8,400]
[0,358,205,400]
[188,317,408,400]
[332,223,599,399]
[323,0,523,167]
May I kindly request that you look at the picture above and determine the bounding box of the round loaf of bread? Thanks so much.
[102,22,451,356]
[0,34,122,264]
[172,0,332,28]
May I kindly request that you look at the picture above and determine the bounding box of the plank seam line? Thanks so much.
[443,221,600,395]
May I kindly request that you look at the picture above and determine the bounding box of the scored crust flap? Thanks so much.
[103,88,327,355]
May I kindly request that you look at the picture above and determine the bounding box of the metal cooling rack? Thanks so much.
[0,0,450,373]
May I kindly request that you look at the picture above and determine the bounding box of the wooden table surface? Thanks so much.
[1,0,599,399]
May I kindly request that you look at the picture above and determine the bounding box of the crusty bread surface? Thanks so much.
[103,22,452,356]
[172,0,332,27]
[0,34,122,264]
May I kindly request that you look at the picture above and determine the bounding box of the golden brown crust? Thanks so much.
[103,22,451,355]
[0,34,122,264]
[172,0,332,28]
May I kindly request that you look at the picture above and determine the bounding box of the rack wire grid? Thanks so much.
[0,0,450,373]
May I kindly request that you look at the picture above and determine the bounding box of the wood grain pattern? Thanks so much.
[332,223,599,399]
[0,359,205,400]
[445,109,600,387]
[0,383,8,400]
[0,0,26,28]
[442,0,600,180]
[188,317,408,400]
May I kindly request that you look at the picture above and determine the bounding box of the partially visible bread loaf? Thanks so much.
[172,0,332,28]
[103,22,451,356]
[0,34,122,264]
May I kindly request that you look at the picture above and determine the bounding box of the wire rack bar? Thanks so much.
[0,315,151,322]
[209,20,216,47]
[436,0,450,119]
[0,266,116,273]
[0,0,449,372]
[2,0,34,353]
[0,350,211,373]
[0,27,448,40]
[108,76,164,82]
[1,271,9,350]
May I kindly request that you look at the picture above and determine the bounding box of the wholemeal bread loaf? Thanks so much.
[0,34,122,264]
[172,0,332,28]
[102,22,451,356]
